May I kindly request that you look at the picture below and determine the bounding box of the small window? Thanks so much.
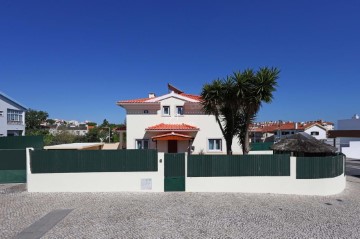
[208,139,222,151]
[162,106,170,116]
[136,139,149,149]
[176,106,184,116]
[311,131,319,136]
[144,110,149,114]
[0,111,3,116]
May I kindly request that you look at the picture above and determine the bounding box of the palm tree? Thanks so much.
[200,77,240,155]
[233,67,280,154]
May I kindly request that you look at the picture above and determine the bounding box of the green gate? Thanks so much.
[164,153,185,192]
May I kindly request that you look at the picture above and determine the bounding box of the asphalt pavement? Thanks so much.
[346,158,360,177]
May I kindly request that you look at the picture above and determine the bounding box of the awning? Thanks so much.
[152,132,194,141]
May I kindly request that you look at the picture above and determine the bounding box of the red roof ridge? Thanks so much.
[146,123,199,131]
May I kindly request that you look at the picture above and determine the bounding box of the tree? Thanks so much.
[25,109,49,136]
[200,77,240,155]
[233,67,280,154]
[201,67,279,155]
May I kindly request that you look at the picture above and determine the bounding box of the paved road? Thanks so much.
[346,158,360,176]
[1,177,360,239]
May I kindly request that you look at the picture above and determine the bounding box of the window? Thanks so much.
[176,106,184,116]
[144,110,149,114]
[311,131,319,136]
[208,139,222,151]
[7,109,23,123]
[0,111,3,116]
[162,106,170,116]
[136,139,149,149]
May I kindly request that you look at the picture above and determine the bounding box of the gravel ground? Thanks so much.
[1,177,360,239]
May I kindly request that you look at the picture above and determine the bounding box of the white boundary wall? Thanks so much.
[26,148,165,192]
[186,157,346,196]
[26,149,345,195]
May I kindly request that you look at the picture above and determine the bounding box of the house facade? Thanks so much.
[117,85,242,154]
[0,92,27,136]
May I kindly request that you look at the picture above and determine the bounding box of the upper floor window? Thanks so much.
[208,139,222,151]
[136,139,149,149]
[176,106,184,116]
[162,106,170,116]
[0,111,3,117]
[7,109,23,123]
[311,131,319,136]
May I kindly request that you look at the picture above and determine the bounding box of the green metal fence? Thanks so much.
[250,142,273,151]
[0,136,44,149]
[30,149,158,173]
[188,154,290,177]
[296,155,344,179]
[0,150,27,183]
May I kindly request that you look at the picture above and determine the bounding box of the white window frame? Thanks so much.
[208,138,222,151]
[7,109,23,123]
[162,106,170,116]
[175,106,184,116]
[135,139,149,149]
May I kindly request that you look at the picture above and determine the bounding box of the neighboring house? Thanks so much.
[337,114,360,147]
[250,120,332,142]
[117,84,242,154]
[49,124,88,136]
[0,91,27,136]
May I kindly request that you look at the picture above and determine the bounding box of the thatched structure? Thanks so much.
[271,132,337,157]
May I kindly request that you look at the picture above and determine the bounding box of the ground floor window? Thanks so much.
[208,139,222,151]
[136,139,149,149]
[7,130,23,136]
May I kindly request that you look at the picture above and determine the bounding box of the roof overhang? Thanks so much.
[152,132,194,141]
[328,130,360,138]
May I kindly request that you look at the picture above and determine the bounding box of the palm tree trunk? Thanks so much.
[226,138,233,155]
[242,130,250,154]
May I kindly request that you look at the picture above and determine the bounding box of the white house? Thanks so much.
[337,114,360,159]
[117,85,242,154]
[303,124,328,141]
[0,91,27,136]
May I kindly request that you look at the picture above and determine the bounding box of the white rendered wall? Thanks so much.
[249,150,273,155]
[126,97,242,154]
[342,141,360,159]
[27,149,165,192]
[186,157,346,196]
[304,125,327,140]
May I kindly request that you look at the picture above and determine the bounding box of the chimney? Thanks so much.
[295,122,298,129]
[148,93,156,98]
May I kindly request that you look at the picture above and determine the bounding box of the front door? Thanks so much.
[168,140,178,153]
[164,153,185,191]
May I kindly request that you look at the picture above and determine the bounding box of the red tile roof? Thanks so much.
[250,121,330,133]
[179,93,202,101]
[118,92,201,104]
[146,123,199,131]
[117,98,151,103]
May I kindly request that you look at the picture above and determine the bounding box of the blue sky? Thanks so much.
[1,0,359,125]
